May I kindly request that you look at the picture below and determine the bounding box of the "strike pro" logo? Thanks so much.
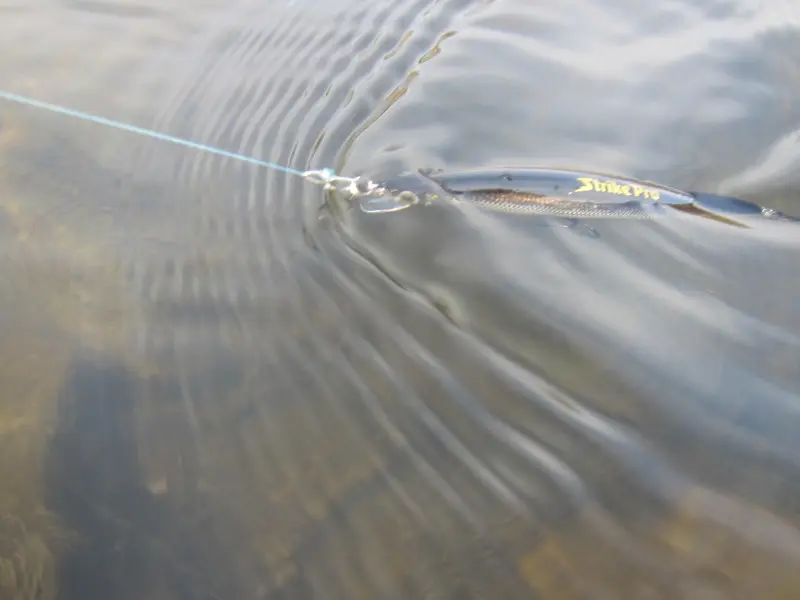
[573,177,661,201]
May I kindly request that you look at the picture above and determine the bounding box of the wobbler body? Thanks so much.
[361,167,797,227]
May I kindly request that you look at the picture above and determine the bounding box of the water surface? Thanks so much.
[1,0,800,599]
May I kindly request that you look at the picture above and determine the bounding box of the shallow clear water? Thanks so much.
[1,1,800,599]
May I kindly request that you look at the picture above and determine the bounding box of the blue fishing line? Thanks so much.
[0,90,311,177]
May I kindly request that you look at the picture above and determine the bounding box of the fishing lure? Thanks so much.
[359,167,797,228]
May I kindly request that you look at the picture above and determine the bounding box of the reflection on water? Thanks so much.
[1,0,800,598]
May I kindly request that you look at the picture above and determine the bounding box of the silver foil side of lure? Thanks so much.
[461,190,658,219]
